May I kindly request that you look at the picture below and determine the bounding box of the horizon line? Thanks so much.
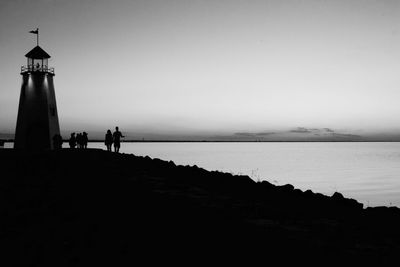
[3,139,400,143]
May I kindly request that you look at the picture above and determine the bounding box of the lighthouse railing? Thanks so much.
[21,65,55,75]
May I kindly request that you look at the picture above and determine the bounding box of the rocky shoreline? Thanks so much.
[1,149,400,265]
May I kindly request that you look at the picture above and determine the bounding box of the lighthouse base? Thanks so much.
[14,72,60,150]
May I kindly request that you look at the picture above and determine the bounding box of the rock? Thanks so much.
[332,192,344,200]
[0,149,397,264]
[281,184,295,191]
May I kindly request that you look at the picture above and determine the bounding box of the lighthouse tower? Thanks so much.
[14,36,60,150]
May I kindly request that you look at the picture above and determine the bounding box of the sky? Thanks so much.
[1,0,400,140]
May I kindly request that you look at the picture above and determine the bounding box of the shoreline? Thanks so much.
[3,140,400,143]
[1,148,400,264]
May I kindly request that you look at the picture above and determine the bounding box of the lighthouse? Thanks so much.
[14,31,60,150]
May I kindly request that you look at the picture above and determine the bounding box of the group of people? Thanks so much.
[54,127,124,152]
[68,132,89,149]
[65,127,124,152]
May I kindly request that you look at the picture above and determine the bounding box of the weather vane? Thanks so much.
[29,28,39,46]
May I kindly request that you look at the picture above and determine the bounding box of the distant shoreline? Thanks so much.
[2,139,400,143]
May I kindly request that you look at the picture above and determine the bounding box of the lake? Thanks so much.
[4,142,400,207]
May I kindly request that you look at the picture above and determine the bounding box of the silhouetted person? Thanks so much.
[52,134,63,150]
[113,126,124,153]
[69,133,76,148]
[105,130,113,152]
[76,133,83,149]
[82,132,88,149]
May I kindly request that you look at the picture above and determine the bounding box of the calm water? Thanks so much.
[4,142,400,207]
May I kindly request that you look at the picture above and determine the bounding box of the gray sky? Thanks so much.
[1,0,400,140]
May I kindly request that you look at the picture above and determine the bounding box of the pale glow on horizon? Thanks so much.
[1,0,400,139]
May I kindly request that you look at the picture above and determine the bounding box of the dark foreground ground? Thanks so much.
[1,149,400,265]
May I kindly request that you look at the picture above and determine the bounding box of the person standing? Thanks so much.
[52,134,63,150]
[76,133,83,149]
[112,126,124,153]
[105,130,113,152]
[68,133,76,148]
[82,132,88,149]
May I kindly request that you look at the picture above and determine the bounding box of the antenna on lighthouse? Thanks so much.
[29,28,39,46]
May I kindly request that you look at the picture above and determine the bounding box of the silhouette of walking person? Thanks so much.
[105,130,113,152]
[69,133,76,148]
[112,126,124,153]
[82,132,88,149]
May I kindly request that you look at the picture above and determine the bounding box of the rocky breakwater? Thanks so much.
[0,149,399,265]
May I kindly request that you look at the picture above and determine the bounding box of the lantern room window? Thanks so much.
[21,46,54,75]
